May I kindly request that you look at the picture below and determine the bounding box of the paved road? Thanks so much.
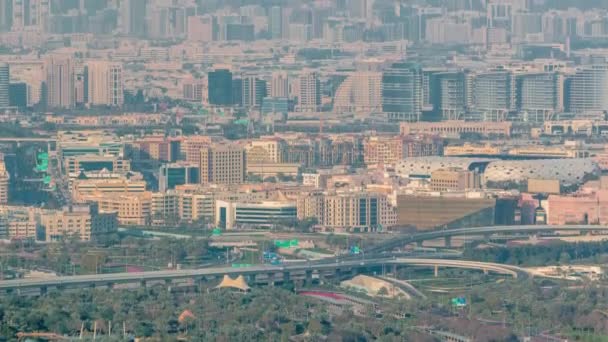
[6,224,594,291]
[0,138,55,142]
[368,225,608,253]
[0,257,527,291]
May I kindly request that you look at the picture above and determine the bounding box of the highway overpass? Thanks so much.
[0,258,528,293]
[0,137,56,143]
[368,225,608,253]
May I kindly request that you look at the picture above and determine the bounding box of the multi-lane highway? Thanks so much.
[0,257,528,292]
[367,225,608,253]
[2,224,601,292]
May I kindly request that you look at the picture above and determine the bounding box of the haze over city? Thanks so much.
[0,0,607,341]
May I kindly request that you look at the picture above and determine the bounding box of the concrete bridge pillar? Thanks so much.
[305,270,313,285]
[416,241,424,248]
[283,271,290,284]
[267,273,275,287]
[391,264,398,276]
[434,265,439,278]
[483,268,488,275]
[444,236,452,248]
[319,271,327,285]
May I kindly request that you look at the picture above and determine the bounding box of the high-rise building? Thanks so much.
[241,76,267,108]
[348,0,374,22]
[512,12,542,41]
[430,71,466,120]
[120,0,147,36]
[11,0,23,29]
[471,70,515,121]
[288,23,312,42]
[9,83,27,108]
[232,78,243,106]
[516,72,562,122]
[0,63,9,108]
[269,6,283,39]
[45,55,75,109]
[225,23,254,41]
[261,97,289,116]
[12,0,49,30]
[382,62,423,122]
[333,72,382,114]
[86,61,123,107]
[270,71,289,98]
[486,0,516,30]
[200,144,246,185]
[187,15,214,42]
[0,0,12,32]
[207,69,233,106]
[298,71,321,112]
[0,157,9,204]
[565,64,608,115]
[311,7,330,39]
[145,5,188,39]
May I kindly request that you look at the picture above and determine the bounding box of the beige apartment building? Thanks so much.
[245,138,287,164]
[297,191,397,232]
[1,205,116,241]
[8,221,37,239]
[151,191,215,225]
[400,121,512,137]
[444,143,503,156]
[363,135,443,165]
[151,191,179,224]
[363,136,403,165]
[72,178,147,202]
[200,144,246,185]
[39,207,93,241]
[430,168,481,192]
[182,136,213,164]
[82,193,152,226]
[0,206,38,240]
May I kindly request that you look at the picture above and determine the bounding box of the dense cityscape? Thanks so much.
[0,0,608,341]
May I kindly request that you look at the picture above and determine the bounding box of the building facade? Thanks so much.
[86,61,124,107]
[382,62,423,122]
[46,55,75,109]
[200,144,246,185]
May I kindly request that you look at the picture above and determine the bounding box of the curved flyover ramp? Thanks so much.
[386,258,529,279]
